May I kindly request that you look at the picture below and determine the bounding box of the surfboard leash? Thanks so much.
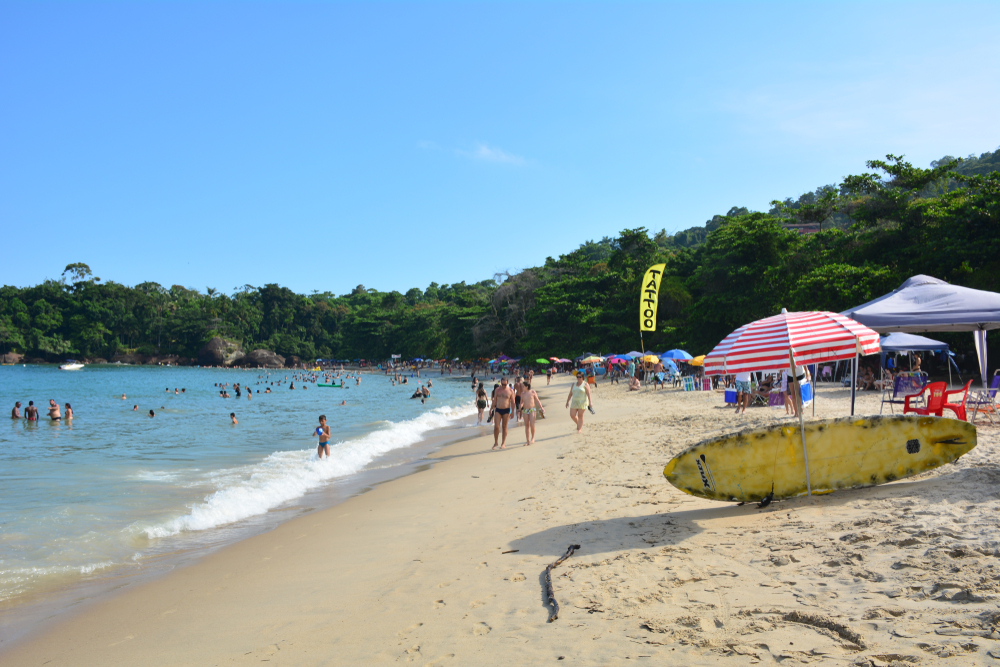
[544,544,581,622]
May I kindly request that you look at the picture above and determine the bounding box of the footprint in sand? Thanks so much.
[423,654,455,666]
[508,573,526,582]
[470,595,496,609]
[473,622,491,636]
[433,600,446,608]
[397,623,423,638]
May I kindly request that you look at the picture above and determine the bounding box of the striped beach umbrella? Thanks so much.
[702,309,881,497]
[703,310,880,376]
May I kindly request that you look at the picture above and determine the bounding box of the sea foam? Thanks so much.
[141,403,474,538]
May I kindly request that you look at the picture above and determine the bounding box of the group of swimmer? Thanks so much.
[10,399,72,421]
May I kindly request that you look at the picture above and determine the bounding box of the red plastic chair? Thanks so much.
[943,379,973,421]
[903,382,947,417]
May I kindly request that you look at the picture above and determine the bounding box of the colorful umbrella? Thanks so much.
[535,358,551,364]
[688,355,706,367]
[549,356,561,361]
[641,354,660,363]
[580,355,604,364]
[661,349,693,360]
[702,309,880,496]
[703,310,880,376]
[558,358,572,363]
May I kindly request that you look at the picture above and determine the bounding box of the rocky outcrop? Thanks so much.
[284,355,301,368]
[198,337,245,367]
[1,352,23,364]
[241,349,286,368]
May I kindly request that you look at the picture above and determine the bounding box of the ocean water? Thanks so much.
[0,364,477,609]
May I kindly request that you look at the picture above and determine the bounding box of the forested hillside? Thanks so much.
[1,151,997,365]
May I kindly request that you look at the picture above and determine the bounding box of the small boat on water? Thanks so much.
[59,360,85,371]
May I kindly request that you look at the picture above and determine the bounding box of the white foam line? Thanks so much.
[138,403,475,539]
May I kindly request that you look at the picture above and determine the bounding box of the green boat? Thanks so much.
[318,383,345,388]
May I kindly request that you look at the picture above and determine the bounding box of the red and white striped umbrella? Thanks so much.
[704,310,880,376]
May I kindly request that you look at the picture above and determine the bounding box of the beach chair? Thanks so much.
[903,382,947,417]
[682,376,696,392]
[968,374,1000,425]
[880,374,928,414]
[942,379,973,421]
[701,377,712,391]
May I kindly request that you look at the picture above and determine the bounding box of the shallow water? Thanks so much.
[0,364,476,607]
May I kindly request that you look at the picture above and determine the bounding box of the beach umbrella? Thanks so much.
[641,354,660,363]
[535,358,551,364]
[580,355,604,364]
[688,355,706,367]
[661,349,693,360]
[703,309,880,496]
[497,354,512,361]
[625,351,642,359]
[558,358,572,363]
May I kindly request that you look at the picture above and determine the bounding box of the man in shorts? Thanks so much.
[47,400,61,420]
[492,378,515,450]
[734,371,752,414]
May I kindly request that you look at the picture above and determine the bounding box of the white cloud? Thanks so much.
[458,142,526,165]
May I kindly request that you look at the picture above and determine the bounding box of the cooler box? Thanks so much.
[724,389,737,404]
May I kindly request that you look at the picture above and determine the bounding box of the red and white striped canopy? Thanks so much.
[703,310,881,376]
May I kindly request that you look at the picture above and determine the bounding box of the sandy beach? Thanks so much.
[3,373,999,666]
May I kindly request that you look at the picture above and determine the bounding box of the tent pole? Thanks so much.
[850,353,858,416]
[791,350,811,496]
[948,349,953,389]
[812,364,816,417]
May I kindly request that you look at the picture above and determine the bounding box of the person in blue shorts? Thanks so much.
[315,415,331,458]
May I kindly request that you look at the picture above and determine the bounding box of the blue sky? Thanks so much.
[2,2,998,296]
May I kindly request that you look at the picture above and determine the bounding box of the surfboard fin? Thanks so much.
[758,484,774,509]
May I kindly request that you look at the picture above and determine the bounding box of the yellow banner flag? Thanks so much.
[639,263,666,332]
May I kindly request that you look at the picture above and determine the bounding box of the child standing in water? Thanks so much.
[315,415,331,459]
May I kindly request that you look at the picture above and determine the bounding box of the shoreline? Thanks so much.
[4,376,998,665]
[0,391,482,651]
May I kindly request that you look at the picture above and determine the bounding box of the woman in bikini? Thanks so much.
[475,383,488,426]
[520,382,544,445]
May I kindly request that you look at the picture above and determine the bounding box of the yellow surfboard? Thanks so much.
[663,415,976,503]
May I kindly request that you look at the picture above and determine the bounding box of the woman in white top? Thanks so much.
[565,374,593,433]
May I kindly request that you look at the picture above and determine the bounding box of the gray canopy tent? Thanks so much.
[844,275,1000,390]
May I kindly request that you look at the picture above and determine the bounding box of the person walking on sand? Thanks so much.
[520,381,544,445]
[475,383,489,426]
[315,415,331,459]
[492,378,515,450]
[566,373,593,433]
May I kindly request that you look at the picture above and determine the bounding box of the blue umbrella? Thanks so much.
[661,349,693,360]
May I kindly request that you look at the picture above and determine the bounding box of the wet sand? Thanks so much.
[3,374,998,666]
